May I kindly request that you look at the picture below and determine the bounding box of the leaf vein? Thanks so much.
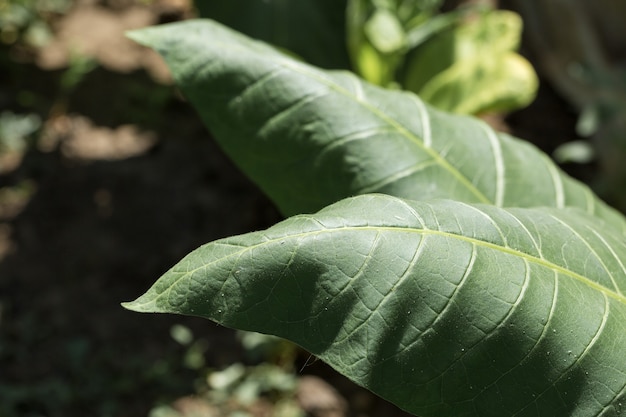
[134,224,626,311]
[281,60,492,204]
[480,122,505,206]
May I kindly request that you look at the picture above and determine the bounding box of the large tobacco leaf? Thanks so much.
[124,194,626,417]
[128,19,625,235]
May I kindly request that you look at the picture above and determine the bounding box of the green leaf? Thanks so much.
[416,52,538,114]
[345,0,446,86]
[346,0,405,86]
[364,8,406,54]
[126,19,625,232]
[124,194,626,417]
[404,8,465,50]
[194,0,350,70]
[403,10,538,114]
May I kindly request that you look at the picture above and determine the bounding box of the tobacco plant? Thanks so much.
[195,0,538,116]
[123,20,626,417]
[347,0,538,114]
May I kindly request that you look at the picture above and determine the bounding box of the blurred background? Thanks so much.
[1,1,624,416]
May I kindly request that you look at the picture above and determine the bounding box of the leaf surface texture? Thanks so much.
[125,195,626,417]
[128,19,626,236]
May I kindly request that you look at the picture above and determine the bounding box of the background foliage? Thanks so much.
[1,0,625,416]
[124,18,626,416]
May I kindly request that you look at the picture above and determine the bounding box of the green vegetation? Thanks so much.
[197,0,538,116]
[3,1,624,416]
[347,1,537,114]
[123,20,626,417]
[0,0,71,47]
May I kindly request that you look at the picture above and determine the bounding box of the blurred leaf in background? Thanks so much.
[194,0,350,70]
[507,0,626,211]
[195,0,538,116]
[0,0,72,47]
[0,111,41,153]
[403,8,538,114]
[348,1,538,114]
[347,0,445,87]
[152,330,304,417]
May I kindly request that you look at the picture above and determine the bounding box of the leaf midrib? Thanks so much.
[178,30,493,205]
[134,224,626,310]
[280,60,493,204]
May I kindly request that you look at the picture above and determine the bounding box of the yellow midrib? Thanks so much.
[135,224,626,309]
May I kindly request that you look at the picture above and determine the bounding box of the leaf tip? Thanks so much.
[121,297,158,313]
[125,28,152,46]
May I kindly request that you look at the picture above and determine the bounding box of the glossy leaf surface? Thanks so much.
[125,194,626,417]
[127,20,625,235]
